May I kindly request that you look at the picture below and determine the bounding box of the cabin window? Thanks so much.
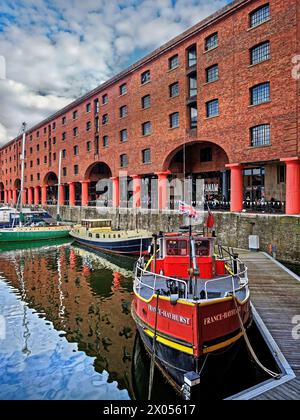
[96,234,100,239]
[195,240,210,256]
[89,234,93,238]
[166,240,188,256]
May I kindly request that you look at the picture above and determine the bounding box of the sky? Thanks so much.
[0,0,231,145]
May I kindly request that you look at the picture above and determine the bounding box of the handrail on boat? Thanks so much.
[135,256,249,302]
[134,264,188,299]
[203,257,249,300]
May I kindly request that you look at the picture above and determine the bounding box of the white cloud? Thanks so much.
[0,0,229,145]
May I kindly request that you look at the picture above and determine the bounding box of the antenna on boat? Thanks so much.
[19,122,26,226]
[56,149,62,225]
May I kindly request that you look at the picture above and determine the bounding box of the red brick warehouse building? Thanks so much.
[0,0,299,214]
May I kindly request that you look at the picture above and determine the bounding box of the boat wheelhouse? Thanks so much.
[70,219,152,255]
[132,230,252,391]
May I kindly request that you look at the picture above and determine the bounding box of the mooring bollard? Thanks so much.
[182,371,201,400]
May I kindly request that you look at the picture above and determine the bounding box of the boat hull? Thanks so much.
[0,228,70,242]
[70,233,152,255]
[132,292,252,390]
[135,320,251,393]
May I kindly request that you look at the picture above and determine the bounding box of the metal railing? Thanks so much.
[243,200,285,214]
[134,263,188,300]
[204,200,286,214]
[204,252,249,300]
[135,247,249,303]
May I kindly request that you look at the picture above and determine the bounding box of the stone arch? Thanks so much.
[84,162,112,181]
[43,172,58,186]
[162,140,230,173]
[84,162,112,206]
[43,172,58,204]
[14,178,21,190]
[163,140,231,206]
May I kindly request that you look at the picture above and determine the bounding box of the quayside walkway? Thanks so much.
[236,251,300,400]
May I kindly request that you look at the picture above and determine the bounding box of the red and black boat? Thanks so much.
[131,227,252,394]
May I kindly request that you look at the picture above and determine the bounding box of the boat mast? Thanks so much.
[56,149,62,224]
[19,122,26,225]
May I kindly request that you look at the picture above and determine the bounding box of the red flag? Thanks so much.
[206,205,215,228]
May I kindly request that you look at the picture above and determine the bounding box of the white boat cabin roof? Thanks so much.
[81,219,112,227]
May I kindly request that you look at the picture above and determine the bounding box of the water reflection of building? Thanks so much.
[0,245,135,395]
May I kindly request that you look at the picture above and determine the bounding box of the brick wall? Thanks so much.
[0,0,299,192]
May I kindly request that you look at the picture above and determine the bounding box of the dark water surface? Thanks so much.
[0,241,138,400]
[0,241,278,400]
[280,261,300,277]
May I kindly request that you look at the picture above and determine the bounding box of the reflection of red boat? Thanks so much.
[131,228,252,394]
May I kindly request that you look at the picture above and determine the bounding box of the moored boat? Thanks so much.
[70,219,152,255]
[131,228,252,394]
[0,225,71,242]
[0,124,71,243]
[0,206,55,228]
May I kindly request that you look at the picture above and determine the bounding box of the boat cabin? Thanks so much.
[81,219,112,232]
[151,233,226,280]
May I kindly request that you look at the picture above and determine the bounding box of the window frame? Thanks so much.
[250,124,271,147]
[120,83,127,96]
[250,82,270,106]
[102,114,108,125]
[73,145,79,156]
[206,64,219,83]
[170,112,179,129]
[103,135,109,148]
[205,32,218,52]
[187,45,197,68]
[206,99,219,118]
[249,4,270,28]
[142,148,151,164]
[120,154,128,168]
[86,121,92,132]
[169,82,179,98]
[120,105,128,118]
[102,94,108,105]
[169,54,179,70]
[250,41,270,65]
[142,95,151,109]
[141,70,151,85]
[142,121,152,136]
[120,129,128,143]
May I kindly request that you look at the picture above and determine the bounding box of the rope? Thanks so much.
[148,290,160,400]
[145,248,160,271]
[232,296,281,380]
